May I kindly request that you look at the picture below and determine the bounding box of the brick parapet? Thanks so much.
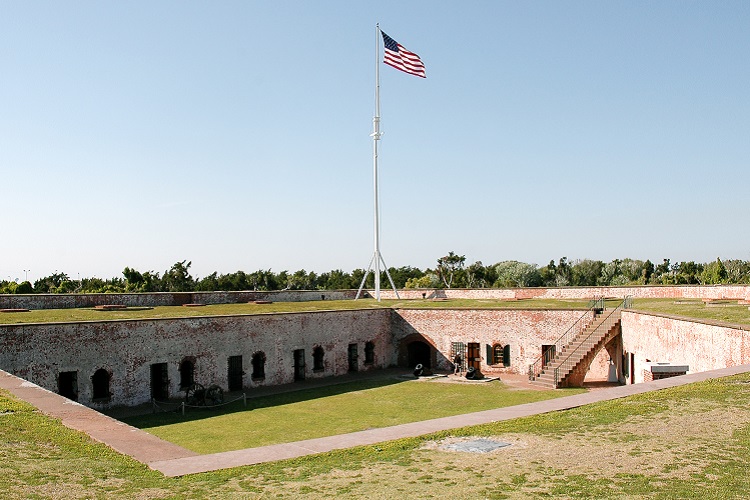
[621,311,750,383]
[3,285,750,311]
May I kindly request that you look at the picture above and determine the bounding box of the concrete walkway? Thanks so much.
[3,365,749,477]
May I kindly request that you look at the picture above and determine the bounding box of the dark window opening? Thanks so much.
[91,368,111,402]
[228,355,244,391]
[58,371,78,401]
[503,344,511,367]
[348,343,358,372]
[251,351,266,381]
[313,346,325,372]
[408,341,431,369]
[364,341,375,365]
[179,358,195,390]
[294,349,306,381]
[542,345,555,368]
[150,362,169,401]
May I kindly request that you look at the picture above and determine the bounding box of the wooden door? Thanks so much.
[467,343,481,371]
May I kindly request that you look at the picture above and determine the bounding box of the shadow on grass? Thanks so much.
[122,376,409,429]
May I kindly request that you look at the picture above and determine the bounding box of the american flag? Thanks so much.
[381,30,426,78]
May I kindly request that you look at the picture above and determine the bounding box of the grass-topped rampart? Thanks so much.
[1,297,748,328]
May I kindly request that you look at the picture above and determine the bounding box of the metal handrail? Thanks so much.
[528,297,605,381]
[552,295,632,386]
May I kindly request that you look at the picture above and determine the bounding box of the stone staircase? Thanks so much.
[529,298,631,388]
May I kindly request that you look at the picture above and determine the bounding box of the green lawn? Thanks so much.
[0,297,625,325]
[630,298,750,327]
[3,296,748,328]
[123,377,585,453]
[3,372,750,498]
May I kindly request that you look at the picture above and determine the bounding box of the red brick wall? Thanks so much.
[622,311,750,383]
[379,285,750,301]
[3,285,750,311]
[0,309,392,407]
[393,308,590,374]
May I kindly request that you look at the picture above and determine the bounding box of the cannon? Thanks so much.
[465,366,484,380]
[184,382,224,406]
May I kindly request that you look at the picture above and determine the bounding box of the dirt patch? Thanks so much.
[254,393,750,498]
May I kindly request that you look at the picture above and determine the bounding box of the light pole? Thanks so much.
[23,269,30,282]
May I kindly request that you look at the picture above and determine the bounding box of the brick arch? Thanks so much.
[563,323,623,387]
[398,332,438,369]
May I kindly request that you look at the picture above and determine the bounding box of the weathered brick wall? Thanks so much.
[392,309,591,374]
[0,309,392,408]
[0,290,359,310]
[380,285,750,301]
[621,311,750,383]
[4,285,750,311]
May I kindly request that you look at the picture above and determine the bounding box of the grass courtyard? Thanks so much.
[2,372,750,498]
[122,377,585,454]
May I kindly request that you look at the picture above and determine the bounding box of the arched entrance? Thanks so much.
[407,341,431,369]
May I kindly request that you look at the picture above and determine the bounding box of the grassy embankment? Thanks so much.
[0,296,718,325]
[2,372,750,498]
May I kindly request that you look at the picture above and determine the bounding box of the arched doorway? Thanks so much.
[407,341,431,369]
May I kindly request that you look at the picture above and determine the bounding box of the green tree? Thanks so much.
[33,272,69,293]
[404,274,438,288]
[195,272,219,291]
[436,252,466,288]
[539,260,557,286]
[248,269,279,291]
[162,261,195,292]
[465,261,495,288]
[542,257,572,287]
[723,259,750,284]
[217,271,250,291]
[386,266,425,289]
[318,269,354,290]
[571,259,604,286]
[123,267,161,292]
[700,258,728,284]
[492,261,541,288]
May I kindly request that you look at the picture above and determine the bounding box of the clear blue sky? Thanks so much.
[2,1,748,282]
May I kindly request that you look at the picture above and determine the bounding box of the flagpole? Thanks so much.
[355,24,400,301]
[373,23,382,301]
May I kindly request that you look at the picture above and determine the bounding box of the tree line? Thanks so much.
[2,254,749,295]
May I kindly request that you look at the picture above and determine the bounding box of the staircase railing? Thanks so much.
[552,295,632,386]
[528,296,605,381]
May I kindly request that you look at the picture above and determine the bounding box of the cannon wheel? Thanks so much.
[205,385,224,406]
[185,383,206,406]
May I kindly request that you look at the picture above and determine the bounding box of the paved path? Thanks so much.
[3,365,749,477]
[0,370,197,463]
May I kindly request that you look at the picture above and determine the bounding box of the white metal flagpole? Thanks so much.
[355,24,400,301]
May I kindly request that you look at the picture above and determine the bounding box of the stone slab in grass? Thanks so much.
[0,308,30,313]
[94,305,127,310]
[439,438,512,453]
